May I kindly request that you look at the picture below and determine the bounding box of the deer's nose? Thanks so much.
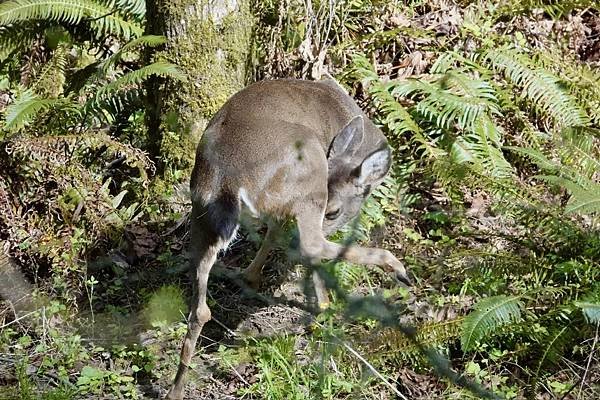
[395,270,413,287]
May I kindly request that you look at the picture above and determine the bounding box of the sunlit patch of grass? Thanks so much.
[142,285,188,328]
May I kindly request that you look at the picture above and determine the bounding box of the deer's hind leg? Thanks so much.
[167,194,240,400]
[244,219,281,288]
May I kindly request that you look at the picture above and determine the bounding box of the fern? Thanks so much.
[575,285,600,324]
[365,319,464,363]
[452,117,513,178]
[8,132,151,176]
[509,128,600,215]
[0,0,142,39]
[2,89,65,131]
[100,35,165,74]
[540,175,600,214]
[0,25,36,61]
[536,51,600,126]
[575,302,600,324]
[483,49,589,129]
[82,87,143,124]
[350,55,423,138]
[461,295,523,351]
[349,54,446,159]
[116,0,145,20]
[86,62,185,110]
[532,325,571,383]
[557,127,600,179]
[350,53,512,178]
[31,43,69,97]
[389,73,499,132]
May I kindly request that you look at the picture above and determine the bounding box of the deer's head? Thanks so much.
[323,116,392,235]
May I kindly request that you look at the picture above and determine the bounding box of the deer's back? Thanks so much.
[190,79,388,214]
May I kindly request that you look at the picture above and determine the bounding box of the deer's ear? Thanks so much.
[328,115,364,160]
[357,148,391,184]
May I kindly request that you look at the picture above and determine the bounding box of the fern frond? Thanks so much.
[8,131,151,176]
[557,127,600,179]
[95,62,185,98]
[456,117,513,178]
[86,62,184,116]
[350,55,422,136]
[116,0,145,20]
[461,295,523,351]
[537,51,600,125]
[31,43,69,97]
[2,89,62,131]
[389,72,499,132]
[0,0,142,40]
[506,146,559,172]
[82,87,142,124]
[100,35,166,74]
[532,325,571,383]
[350,54,444,159]
[483,49,589,128]
[575,285,600,324]
[365,318,463,363]
[0,25,36,61]
[538,175,600,214]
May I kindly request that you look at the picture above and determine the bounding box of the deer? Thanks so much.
[166,78,411,399]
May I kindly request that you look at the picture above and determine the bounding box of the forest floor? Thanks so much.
[2,186,599,399]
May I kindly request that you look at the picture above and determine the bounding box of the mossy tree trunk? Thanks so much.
[145,0,252,176]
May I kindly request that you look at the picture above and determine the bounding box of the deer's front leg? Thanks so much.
[296,209,411,287]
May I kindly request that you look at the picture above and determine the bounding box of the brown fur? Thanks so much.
[166,79,410,399]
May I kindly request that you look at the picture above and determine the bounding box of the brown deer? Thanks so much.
[166,78,411,399]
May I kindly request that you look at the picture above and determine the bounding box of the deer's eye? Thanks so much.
[325,208,342,220]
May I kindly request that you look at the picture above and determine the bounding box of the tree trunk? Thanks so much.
[145,0,252,176]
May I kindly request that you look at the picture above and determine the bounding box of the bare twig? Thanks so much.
[339,339,409,400]
[578,322,599,399]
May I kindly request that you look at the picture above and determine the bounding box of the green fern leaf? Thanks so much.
[506,146,559,172]
[389,74,499,132]
[3,89,60,130]
[82,62,184,121]
[116,0,145,20]
[0,0,142,39]
[92,61,185,101]
[465,117,512,178]
[461,295,523,351]
[484,49,589,128]
[100,35,166,74]
[538,175,600,214]
[0,25,36,61]
[365,319,464,363]
[350,54,445,159]
[558,127,600,178]
[82,87,142,124]
[31,43,69,97]
[575,285,600,324]
[533,325,570,382]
